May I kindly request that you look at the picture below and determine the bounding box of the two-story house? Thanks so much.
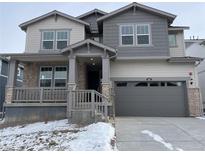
[1,2,203,124]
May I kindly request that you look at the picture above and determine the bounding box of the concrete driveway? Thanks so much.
[116,117,205,151]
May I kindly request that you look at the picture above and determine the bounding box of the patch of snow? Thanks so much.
[0,120,116,151]
[141,130,183,151]
[196,116,205,120]
[68,122,115,151]
[0,119,74,137]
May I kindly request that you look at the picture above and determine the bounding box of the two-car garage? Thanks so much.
[115,81,188,117]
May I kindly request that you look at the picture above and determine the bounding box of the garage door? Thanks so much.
[115,81,188,117]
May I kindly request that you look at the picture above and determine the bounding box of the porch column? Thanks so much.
[102,57,111,100]
[5,59,18,104]
[68,56,77,90]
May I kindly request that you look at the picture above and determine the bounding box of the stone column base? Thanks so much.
[67,83,77,90]
[101,83,111,101]
[5,87,14,104]
[188,88,203,116]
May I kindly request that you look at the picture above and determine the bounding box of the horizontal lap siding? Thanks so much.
[103,9,169,57]
[25,16,85,53]
[110,60,198,88]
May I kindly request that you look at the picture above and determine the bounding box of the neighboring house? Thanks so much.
[1,2,203,124]
[185,39,205,110]
[0,56,23,113]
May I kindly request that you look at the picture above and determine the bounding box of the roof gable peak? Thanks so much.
[19,10,89,31]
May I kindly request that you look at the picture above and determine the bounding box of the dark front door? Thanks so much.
[87,65,100,91]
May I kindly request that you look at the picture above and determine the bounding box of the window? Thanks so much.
[136,25,150,45]
[120,24,151,46]
[168,34,177,47]
[17,67,23,81]
[149,82,159,87]
[56,31,68,49]
[54,66,67,87]
[116,82,127,87]
[42,31,54,49]
[120,25,134,45]
[135,82,148,87]
[40,67,52,87]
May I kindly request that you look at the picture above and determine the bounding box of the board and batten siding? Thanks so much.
[169,31,185,57]
[25,16,85,53]
[103,9,170,57]
[110,60,198,88]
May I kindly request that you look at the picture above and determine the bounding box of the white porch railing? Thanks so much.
[12,87,67,103]
[67,90,111,120]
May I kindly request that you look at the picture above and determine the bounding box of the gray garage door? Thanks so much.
[115,81,188,117]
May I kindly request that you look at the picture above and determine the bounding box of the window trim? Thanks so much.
[136,24,151,46]
[119,24,135,46]
[56,30,70,50]
[119,23,152,47]
[41,31,55,50]
[54,66,67,87]
[168,34,177,48]
[39,66,53,87]
[40,29,71,51]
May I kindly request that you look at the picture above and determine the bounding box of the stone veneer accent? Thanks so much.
[5,87,13,104]
[23,63,39,87]
[101,83,111,101]
[77,61,87,89]
[188,88,203,116]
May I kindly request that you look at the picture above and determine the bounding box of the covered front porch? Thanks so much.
[4,39,117,124]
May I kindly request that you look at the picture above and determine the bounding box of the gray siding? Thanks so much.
[0,76,7,112]
[103,9,170,57]
[80,13,103,33]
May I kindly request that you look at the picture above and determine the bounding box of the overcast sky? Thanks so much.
[0,2,205,53]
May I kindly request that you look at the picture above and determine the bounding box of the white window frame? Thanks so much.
[41,31,55,50]
[136,24,151,46]
[168,34,177,47]
[39,66,53,87]
[54,66,67,87]
[56,30,69,50]
[120,24,135,46]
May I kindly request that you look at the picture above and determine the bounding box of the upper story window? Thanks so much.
[168,34,177,47]
[41,30,69,50]
[42,31,55,49]
[136,25,150,45]
[120,25,134,45]
[56,31,69,49]
[120,24,151,46]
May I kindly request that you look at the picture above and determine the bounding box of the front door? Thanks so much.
[87,65,101,91]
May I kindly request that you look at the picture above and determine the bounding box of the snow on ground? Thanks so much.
[141,130,183,151]
[196,116,205,120]
[0,120,115,151]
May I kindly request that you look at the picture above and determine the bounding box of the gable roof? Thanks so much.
[77,9,107,19]
[61,39,117,57]
[19,10,89,31]
[97,2,176,24]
